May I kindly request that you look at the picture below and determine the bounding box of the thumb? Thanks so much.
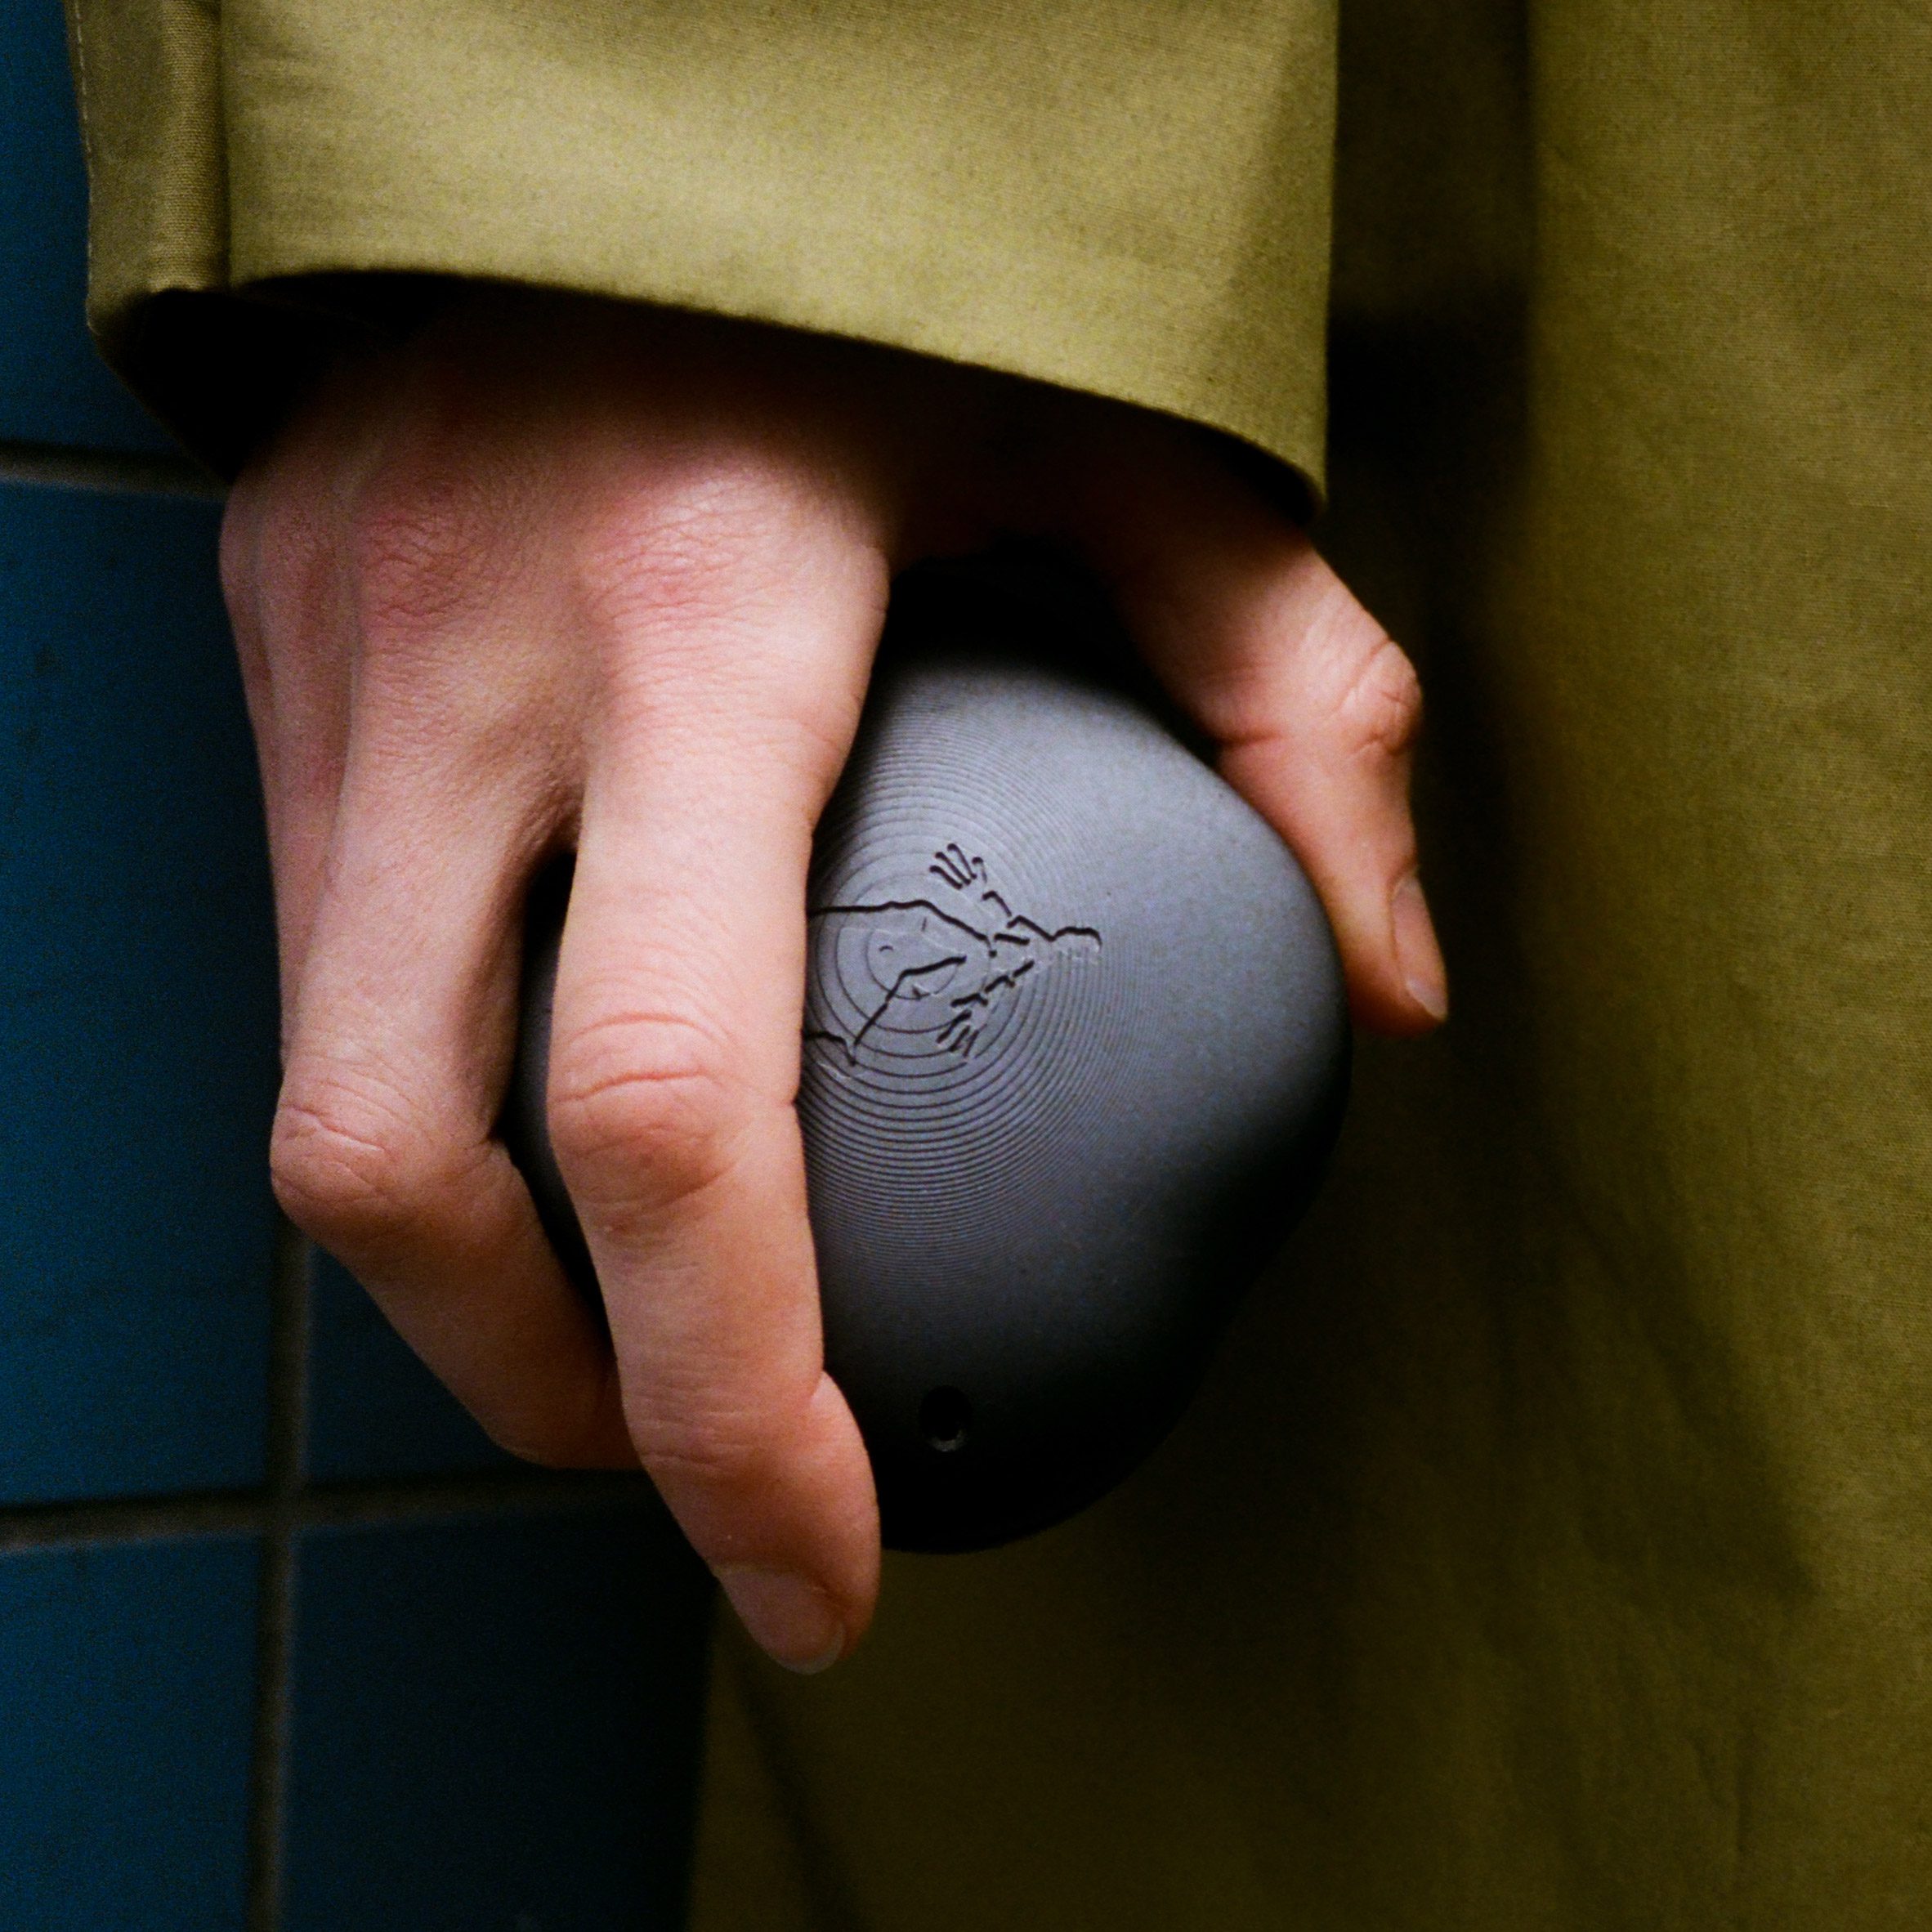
[1066,432,1447,1035]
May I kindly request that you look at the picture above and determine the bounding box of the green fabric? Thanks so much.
[687,6,1932,1925]
[68,0,1932,1923]
[65,0,1335,486]
[65,0,226,315]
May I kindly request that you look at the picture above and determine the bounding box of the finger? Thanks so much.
[1067,433,1447,1034]
[221,441,363,1010]
[274,724,634,1469]
[546,511,885,1672]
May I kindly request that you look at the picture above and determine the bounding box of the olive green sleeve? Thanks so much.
[65,0,1335,485]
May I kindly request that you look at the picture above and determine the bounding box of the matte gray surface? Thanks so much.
[508,575,1348,1550]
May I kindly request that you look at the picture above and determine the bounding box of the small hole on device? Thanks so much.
[919,1387,971,1453]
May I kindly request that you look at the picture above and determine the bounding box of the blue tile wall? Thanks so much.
[0,42,713,1929]
[0,1536,259,1931]
[281,1507,713,1932]
[0,482,279,1501]
[305,1252,516,1482]
[0,2,177,453]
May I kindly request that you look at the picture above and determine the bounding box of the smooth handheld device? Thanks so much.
[505,562,1349,1551]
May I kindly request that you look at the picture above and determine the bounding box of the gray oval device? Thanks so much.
[506,564,1349,1553]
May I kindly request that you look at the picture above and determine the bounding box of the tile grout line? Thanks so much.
[0,1468,664,1550]
[0,439,222,499]
[244,1218,312,1932]
[0,1491,266,1547]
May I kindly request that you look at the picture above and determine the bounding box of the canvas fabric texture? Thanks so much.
[65,2,1932,1925]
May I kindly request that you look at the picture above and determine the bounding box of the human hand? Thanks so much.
[221,288,1443,1670]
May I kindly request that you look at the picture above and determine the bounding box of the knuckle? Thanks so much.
[347,463,498,645]
[629,1400,788,1495]
[270,1067,472,1257]
[546,1007,745,1214]
[572,463,812,638]
[1329,628,1423,766]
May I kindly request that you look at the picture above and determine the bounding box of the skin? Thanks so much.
[221,288,1446,1672]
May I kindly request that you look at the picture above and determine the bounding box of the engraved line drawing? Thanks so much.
[805,847,1101,1066]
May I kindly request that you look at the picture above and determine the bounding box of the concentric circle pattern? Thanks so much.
[791,642,1348,1550]
[508,619,1350,1554]
[800,726,1129,1245]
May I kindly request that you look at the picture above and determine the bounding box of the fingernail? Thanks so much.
[718,1567,847,1675]
[1391,874,1449,1021]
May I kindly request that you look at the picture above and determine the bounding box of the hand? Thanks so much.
[221,288,1444,1670]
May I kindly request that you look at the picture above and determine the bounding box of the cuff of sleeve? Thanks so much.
[70,0,1334,497]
